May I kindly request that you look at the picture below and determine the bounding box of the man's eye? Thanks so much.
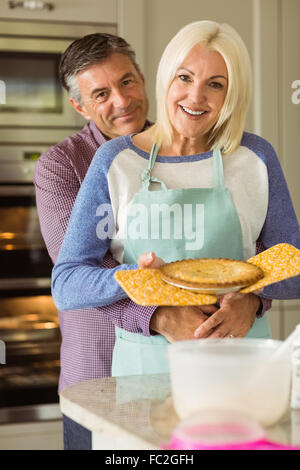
[95,91,107,101]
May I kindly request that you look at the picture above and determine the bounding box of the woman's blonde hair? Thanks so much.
[148,20,252,155]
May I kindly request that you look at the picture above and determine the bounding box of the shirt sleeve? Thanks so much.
[255,139,300,299]
[51,142,136,309]
[34,148,81,263]
[34,145,156,335]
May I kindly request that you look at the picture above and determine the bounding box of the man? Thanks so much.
[34,33,152,450]
[34,33,271,450]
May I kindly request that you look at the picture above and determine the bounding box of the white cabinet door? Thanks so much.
[0,420,63,450]
[0,0,117,24]
[280,0,300,222]
[280,0,300,338]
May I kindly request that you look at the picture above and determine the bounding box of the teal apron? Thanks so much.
[112,145,271,376]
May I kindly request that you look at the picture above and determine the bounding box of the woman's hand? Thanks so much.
[193,292,260,338]
[138,251,165,269]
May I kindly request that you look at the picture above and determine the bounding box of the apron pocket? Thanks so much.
[112,335,169,377]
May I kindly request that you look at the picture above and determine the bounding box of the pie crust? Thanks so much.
[159,258,264,289]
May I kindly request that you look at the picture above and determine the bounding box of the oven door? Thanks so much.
[0,183,52,294]
[0,183,61,416]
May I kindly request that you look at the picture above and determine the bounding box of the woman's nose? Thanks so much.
[189,84,207,104]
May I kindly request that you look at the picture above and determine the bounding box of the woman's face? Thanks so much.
[167,44,228,147]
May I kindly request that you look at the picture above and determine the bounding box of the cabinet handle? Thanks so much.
[8,1,54,10]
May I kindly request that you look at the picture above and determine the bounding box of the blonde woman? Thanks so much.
[52,21,300,377]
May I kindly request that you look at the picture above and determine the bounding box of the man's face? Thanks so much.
[70,53,149,139]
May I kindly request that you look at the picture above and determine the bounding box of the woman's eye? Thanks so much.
[122,78,136,87]
[209,81,223,89]
[178,74,191,82]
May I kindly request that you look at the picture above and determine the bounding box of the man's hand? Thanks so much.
[150,304,219,342]
[137,251,218,342]
[193,292,260,338]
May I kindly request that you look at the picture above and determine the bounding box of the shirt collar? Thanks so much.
[88,120,108,146]
[88,119,153,146]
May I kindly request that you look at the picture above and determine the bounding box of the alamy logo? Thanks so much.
[0,80,6,104]
[96,202,205,251]
[0,340,5,364]
[291,80,300,105]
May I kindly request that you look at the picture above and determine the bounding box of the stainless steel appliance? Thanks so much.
[0,18,117,423]
[0,173,62,422]
[0,168,62,422]
[0,18,116,163]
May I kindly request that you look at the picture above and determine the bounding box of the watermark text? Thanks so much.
[95,202,205,251]
[0,340,5,364]
[0,80,6,104]
[291,80,300,104]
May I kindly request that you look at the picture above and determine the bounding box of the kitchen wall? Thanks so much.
[121,0,300,340]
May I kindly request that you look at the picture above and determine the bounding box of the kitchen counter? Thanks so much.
[60,373,300,450]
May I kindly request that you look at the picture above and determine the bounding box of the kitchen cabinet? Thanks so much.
[280,0,300,221]
[0,0,117,24]
[0,419,63,450]
[0,404,63,449]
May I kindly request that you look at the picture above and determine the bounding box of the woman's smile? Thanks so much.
[179,105,208,117]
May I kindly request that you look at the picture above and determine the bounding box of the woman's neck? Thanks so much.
[160,137,209,156]
[132,129,210,156]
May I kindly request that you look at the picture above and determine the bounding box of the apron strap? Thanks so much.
[148,142,159,170]
[213,148,225,188]
[141,145,224,189]
[141,143,168,191]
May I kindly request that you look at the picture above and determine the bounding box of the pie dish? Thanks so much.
[159,258,264,290]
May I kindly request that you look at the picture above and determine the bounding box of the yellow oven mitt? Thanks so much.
[114,267,216,305]
[240,243,300,293]
[115,243,300,306]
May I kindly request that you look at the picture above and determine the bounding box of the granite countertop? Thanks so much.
[60,373,300,450]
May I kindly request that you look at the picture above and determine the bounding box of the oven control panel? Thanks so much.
[0,161,36,183]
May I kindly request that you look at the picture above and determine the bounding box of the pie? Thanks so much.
[159,258,264,289]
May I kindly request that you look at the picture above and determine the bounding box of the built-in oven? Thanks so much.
[0,180,53,289]
[0,18,117,423]
[0,164,62,422]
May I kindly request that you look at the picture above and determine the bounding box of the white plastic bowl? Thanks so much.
[167,338,291,427]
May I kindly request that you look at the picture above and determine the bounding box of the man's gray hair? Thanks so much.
[66,74,82,104]
[59,33,141,105]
